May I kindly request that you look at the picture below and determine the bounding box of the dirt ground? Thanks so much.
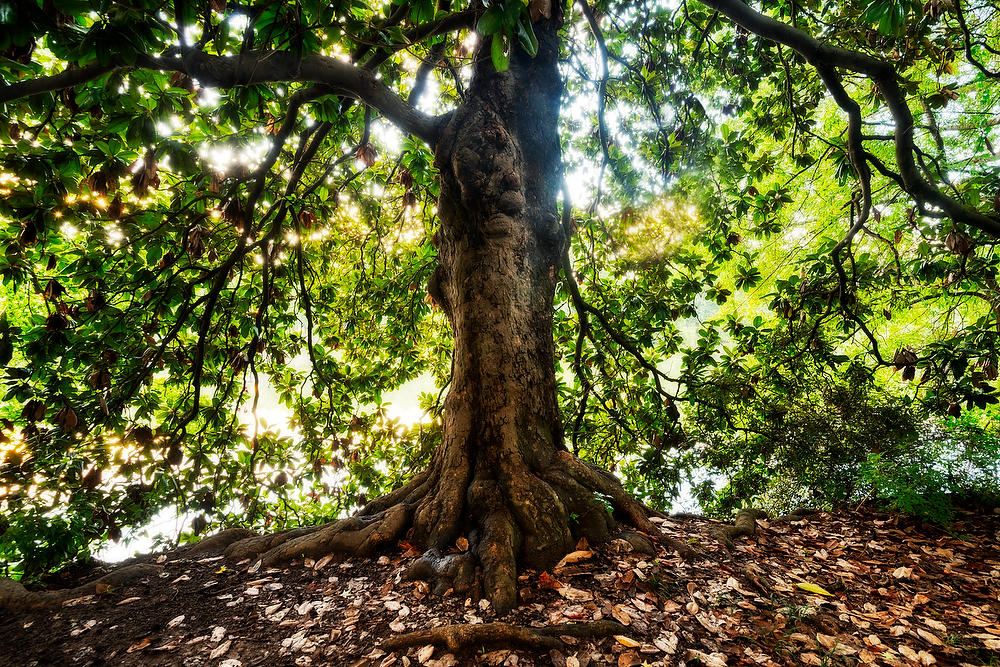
[1,508,998,666]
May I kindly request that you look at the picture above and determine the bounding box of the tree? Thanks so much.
[1,0,999,614]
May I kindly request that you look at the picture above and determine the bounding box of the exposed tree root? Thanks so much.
[710,507,818,549]
[382,620,628,653]
[0,448,678,617]
[211,447,678,615]
[0,563,162,611]
[710,509,767,549]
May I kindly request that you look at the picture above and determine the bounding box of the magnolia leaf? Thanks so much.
[517,18,538,56]
[477,6,503,36]
[491,33,509,71]
[796,582,834,596]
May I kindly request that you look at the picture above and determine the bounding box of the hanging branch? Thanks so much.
[698,0,1000,239]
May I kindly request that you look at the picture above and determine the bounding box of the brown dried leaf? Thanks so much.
[209,639,231,659]
[557,587,594,602]
[127,637,152,653]
[610,604,631,625]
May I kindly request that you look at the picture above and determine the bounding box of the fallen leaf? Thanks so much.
[557,587,594,602]
[416,645,434,663]
[617,650,640,667]
[556,550,594,568]
[611,605,632,625]
[916,628,943,645]
[538,572,563,590]
[892,566,913,579]
[127,637,151,653]
[455,537,469,552]
[921,617,947,632]
[166,614,185,629]
[653,633,678,654]
[614,635,641,648]
[796,582,834,596]
[685,649,727,666]
[209,639,232,659]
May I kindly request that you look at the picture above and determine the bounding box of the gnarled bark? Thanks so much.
[214,13,669,616]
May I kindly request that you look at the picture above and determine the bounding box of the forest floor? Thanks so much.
[1,507,998,667]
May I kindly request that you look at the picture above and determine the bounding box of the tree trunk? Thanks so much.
[417,15,581,611]
[221,15,660,616]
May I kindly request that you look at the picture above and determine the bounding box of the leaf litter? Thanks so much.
[0,507,997,666]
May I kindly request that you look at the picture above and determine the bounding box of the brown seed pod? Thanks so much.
[54,406,79,431]
[186,225,205,258]
[166,443,183,466]
[43,279,64,300]
[107,195,123,219]
[46,313,69,331]
[129,425,154,448]
[81,467,102,491]
[222,198,246,228]
[944,231,972,256]
[21,399,46,422]
[19,222,39,246]
[89,369,112,389]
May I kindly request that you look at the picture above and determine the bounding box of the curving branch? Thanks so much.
[150,50,440,143]
[953,0,1000,80]
[577,0,613,206]
[0,62,118,103]
[2,48,443,144]
[696,0,1000,239]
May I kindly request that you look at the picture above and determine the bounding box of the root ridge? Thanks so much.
[0,563,162,611]
[382,620,628,654]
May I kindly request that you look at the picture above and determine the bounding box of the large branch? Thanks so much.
[697,0,1000,238]
[0,62,118,103]
[1,49,440,144]
[153,50,440,143]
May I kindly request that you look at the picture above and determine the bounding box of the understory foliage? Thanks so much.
[1,0,999,579]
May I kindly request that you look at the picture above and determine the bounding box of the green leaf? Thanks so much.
[516,18,538,56]
[491,33,509,71]
[796,582,834,597]
[477,6,503,36]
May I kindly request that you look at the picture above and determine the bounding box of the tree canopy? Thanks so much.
[1,0,999,588]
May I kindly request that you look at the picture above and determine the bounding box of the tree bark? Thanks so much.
[418,14,578,611]
[220,11,660,616]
